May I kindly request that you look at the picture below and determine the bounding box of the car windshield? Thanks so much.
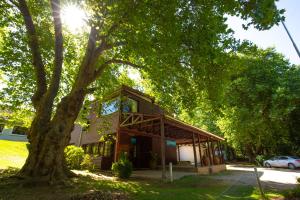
[290,156,300,159]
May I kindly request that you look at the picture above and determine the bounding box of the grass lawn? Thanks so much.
[0,140,285,200]
[0,170,284,200]
[0,140,28,169]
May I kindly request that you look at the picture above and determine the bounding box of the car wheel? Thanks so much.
[265,162,271,168]
[288,163,296,170]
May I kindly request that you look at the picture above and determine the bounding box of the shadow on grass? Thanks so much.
[0,169,285,200]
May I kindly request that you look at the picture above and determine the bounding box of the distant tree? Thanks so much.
[217,46,300,161]
[0,0,283,183]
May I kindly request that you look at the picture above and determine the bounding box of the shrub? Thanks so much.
[81,154,95,171]
[64,145,85,169]
[111,152,133,179]
[255,155,272,166]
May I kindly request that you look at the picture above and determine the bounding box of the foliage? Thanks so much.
[0,0,284,114]
[255,155,272,166]
[218,47,300,160]
[0,0,285,179]
[64,145,85,170]
[80,154,95,171]
[111,152,133,179]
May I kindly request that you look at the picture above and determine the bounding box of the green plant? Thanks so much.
[149,151,158,169]
[64,145,85,170]
[255,155,271,166]
[80,154,95,171]
[111,152,133,179]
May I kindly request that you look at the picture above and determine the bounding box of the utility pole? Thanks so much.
[282,20,300,59]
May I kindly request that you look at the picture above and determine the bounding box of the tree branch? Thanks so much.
[47,0,63,99]
[72,26,98,91]
[17,0,47,108]
[92,58,143,81]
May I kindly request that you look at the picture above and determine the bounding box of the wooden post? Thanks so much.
[254,168,266,200]
[177,145,181,162]
[160,116,166,179]
[192,133,198,168]
[114,128,120,162]
[216,141,221,164]
[211,141,215,165]
[219,142,225,164]
[206,138,212,166]
[197,134,202,167]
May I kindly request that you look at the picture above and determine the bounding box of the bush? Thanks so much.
[64,145,85,169]
[111,152,133,179]
[255,155,272,166]
[81,154,95,171]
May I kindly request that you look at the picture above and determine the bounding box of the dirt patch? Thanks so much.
[70,191,129,200]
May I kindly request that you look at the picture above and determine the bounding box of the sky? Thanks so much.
[226,0,300,65]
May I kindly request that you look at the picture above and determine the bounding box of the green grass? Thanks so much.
[0,171,284,200]
[0,140,28,169]
[0,141,285,200]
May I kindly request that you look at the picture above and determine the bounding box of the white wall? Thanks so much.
[177,145,201,164]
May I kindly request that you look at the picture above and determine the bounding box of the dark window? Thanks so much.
[12,126,28,135]
[0,124,4,133]
[122,97,138,113]
[290,156,300,159]
[101,98,120,115]
[279,156,288,160]
[103,142,112,157]
[82,144,87,153]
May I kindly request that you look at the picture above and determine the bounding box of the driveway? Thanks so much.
[132,165,300,190]
[212,165,300,190]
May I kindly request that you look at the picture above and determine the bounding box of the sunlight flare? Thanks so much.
[61,4,87,33]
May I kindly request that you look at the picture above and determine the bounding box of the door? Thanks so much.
[269,157,279,167]
[129,136,152,168]
[278,156,289,167]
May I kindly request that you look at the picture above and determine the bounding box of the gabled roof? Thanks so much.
[102,85,155,103]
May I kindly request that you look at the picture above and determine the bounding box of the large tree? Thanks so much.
[0,0,283,183]
[217,46,300,160]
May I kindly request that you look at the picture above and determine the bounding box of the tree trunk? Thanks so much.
[19,90,85,184]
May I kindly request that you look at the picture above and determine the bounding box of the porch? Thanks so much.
[115,112,226,179]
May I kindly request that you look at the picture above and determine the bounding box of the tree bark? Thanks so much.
[19,90,85,184]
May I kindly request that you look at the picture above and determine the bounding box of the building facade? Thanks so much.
[70,86,226,175]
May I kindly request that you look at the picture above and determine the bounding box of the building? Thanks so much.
[0,124,28,142]
[70,85,225,176]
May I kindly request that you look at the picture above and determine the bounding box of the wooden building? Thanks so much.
[70,85,226,177]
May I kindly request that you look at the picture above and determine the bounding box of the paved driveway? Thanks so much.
[132,165,300,190]
[212,165,300,189]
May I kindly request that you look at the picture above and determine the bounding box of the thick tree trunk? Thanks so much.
[19,90,85,184]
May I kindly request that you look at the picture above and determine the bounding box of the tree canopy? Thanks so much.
[0,0,284,182]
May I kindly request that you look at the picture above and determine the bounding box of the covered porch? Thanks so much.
[115,113,226,179]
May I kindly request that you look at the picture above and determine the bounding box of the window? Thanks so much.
[279,156,288,160]
[101,98,120,115]
[83,142,113,157]
[122,97,138,113]
[12,126,28,135]
[103,142,113,157]
[0,124,4,133]
[166,140,176,147]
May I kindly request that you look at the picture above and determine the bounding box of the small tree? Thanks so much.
[64,145,84,170]
[111,152,132,179]
[80,154,95,171]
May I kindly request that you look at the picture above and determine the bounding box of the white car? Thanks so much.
[264,156,300,169]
